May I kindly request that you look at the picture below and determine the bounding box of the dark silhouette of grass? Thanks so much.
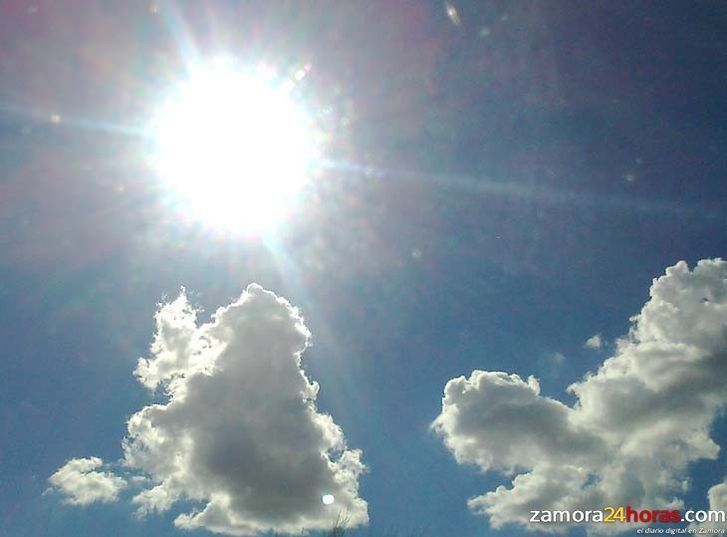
[273,513,428,537]
[326,512,349,537]
[324,530,427,537]
[323,517,429,537]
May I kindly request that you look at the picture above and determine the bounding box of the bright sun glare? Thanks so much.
[152,59,318,233]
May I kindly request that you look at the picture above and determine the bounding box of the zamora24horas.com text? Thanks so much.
[530,506,726,527]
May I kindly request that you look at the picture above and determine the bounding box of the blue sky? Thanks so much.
[1,1,726,536]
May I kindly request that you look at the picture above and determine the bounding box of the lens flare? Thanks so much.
[151,58,318,234]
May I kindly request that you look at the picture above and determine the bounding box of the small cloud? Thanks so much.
[584,334,603,349]
[47,457,126,506]
[691,480,727,532]
[551,352,566,365]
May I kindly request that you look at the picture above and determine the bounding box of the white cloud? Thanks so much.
[434,259,727,532]
[584,334,603,349]
[50,284,368,536]
[690,480,727,531]
[47,457,126,505]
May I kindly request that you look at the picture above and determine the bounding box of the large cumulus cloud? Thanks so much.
[48,284,368,535]
[433,259,727,532]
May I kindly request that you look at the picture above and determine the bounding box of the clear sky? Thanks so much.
[1,2,726,536]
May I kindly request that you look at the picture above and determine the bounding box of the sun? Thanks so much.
[151,58,318,234]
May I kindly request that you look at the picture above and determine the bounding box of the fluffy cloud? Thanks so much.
[434,259,727,532]
[50,284,368,535]
[47,457,127,505]
[584,334,603,349]
[690,480,727,531]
